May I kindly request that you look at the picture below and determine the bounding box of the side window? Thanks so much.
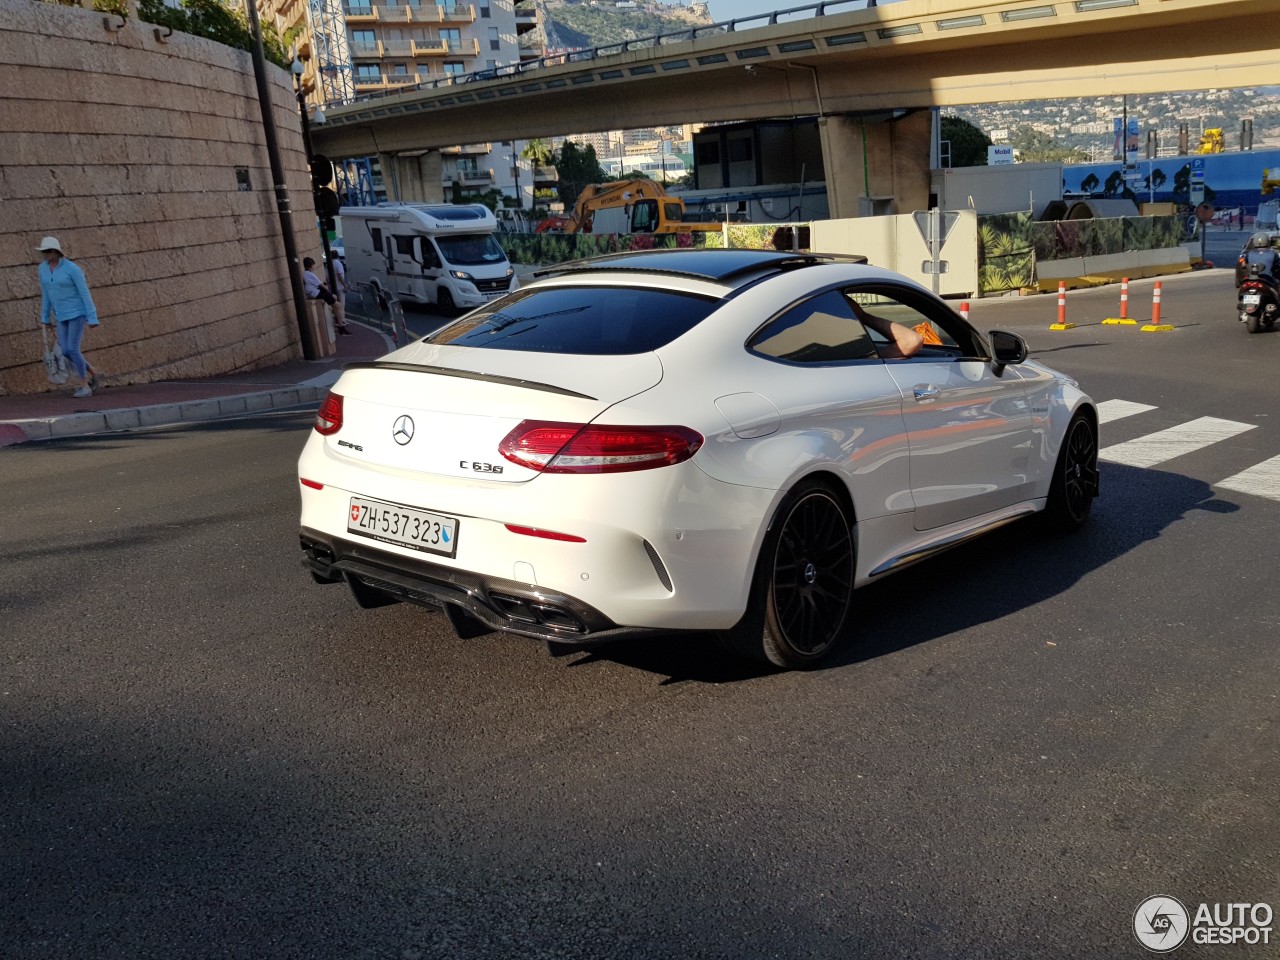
[371,227,383,254]
[420,239,441,268]
[845,286,983,357]
[748,290,879,364]
[630,200,657,233]
[394,235,417,257]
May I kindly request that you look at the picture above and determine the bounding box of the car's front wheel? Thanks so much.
[1044,412,1099,532]
[719,480,855,669]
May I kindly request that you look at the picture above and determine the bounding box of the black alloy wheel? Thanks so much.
[767,490,855,658]
[719,481,856,669]
[1046,413,1099,532]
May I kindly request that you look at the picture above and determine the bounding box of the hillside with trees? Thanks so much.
[523,0,713,53]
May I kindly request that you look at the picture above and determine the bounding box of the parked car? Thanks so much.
[298,249,1099,668]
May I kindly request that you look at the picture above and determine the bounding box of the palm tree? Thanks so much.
[520,138,554,166]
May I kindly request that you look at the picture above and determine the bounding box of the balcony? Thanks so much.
[411,38,449,56]
[381,42,414,57]
[353,73,418,92]
[445,37,481,57]
[532,165,558,184]
[349,40,383,58]
[439,3,476,23]
[344,3,377,19]
[452,168,494,186]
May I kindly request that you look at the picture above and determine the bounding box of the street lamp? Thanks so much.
[292,57,337,295]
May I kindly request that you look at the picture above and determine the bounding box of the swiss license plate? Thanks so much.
[1243,293,1262,305]
[347,496,458,557]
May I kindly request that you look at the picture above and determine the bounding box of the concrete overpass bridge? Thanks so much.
[312,0,1278,218]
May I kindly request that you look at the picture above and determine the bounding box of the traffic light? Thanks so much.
[310,153,334,189]
[314,186,340,218]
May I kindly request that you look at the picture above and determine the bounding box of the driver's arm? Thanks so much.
[860,313,924,359]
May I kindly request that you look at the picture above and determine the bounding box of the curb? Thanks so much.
[0,378,335,447]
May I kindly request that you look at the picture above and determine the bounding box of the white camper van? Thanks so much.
[338,203,517,311]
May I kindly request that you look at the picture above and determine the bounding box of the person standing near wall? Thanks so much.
[38,236,100,398]
[328,249,351,336]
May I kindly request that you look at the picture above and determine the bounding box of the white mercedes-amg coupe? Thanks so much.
[298,250,1098,668]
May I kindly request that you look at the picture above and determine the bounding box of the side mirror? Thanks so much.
[989,329,1027,368]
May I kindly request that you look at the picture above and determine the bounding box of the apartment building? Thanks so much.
[262,0,544,203]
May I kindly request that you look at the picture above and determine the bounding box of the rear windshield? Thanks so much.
[423,285,720,355]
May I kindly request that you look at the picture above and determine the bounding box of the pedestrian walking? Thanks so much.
[328,249,351,336]
[37,236,99,398]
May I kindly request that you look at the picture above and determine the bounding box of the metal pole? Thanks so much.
[245,0,318,360]
[930,206,941,295]
[295,71,336,293]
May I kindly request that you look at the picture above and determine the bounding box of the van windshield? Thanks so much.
[435,233,506,266]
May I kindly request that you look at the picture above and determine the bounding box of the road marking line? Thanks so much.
[1099,416,1257,468]
[1216,454,1280,503]
[1096,399,1157,424]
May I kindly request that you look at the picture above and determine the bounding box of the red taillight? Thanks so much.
[498,420,703,474]
[300,478,324,490]
[314,392,343,436]
[504,524,587,543]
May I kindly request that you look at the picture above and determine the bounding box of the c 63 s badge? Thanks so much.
[462,460,504,474]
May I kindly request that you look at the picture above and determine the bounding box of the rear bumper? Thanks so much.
[300,528,674,645]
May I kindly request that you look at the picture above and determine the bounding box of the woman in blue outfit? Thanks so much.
[38,236,99,398]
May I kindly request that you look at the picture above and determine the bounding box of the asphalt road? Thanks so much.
[3,269,1278,959]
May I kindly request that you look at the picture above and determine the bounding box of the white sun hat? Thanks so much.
[37,236,64,253]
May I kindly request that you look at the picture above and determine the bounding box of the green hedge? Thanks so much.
[44,0,292,69]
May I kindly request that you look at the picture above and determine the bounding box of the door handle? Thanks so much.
[913,385,940,402]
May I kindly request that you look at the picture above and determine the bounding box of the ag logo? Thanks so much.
[392,415,415,446]
[1134,896,1190,952]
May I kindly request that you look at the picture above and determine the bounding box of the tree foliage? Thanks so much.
[1009,126,1087,164]
[941,115,992,168]
[554,141,606,209]
[70,0,293,68]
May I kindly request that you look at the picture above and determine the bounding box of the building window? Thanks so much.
[356,64,381,80]
[392,64,409,75]
[443,62,464,76]
[441,27,461,51]
[480,4,490,17]
[488,26,500,51]
[351,28,375,44]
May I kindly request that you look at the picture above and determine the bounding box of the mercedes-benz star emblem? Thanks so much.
[392,415,415,446]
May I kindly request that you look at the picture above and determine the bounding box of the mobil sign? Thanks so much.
[988,146,1015,166]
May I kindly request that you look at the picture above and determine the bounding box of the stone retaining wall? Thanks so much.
[0,0,318,395]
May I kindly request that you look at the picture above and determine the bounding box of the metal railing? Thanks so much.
[348,283,410,345]
[335,0,875,105]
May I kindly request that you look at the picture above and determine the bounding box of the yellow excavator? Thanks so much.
[537,178,723,234]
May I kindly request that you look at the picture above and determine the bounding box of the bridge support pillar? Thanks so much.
[819,110,931,220]
[380,151,445,203]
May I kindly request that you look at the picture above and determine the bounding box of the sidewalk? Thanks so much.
[0,322,390,447]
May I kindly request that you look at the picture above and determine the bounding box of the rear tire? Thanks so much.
[1044,412,1098,533]
[1246,312,1262,333]
[718,480,855,669]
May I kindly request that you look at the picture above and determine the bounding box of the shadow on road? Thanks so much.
[586,463,1236,683]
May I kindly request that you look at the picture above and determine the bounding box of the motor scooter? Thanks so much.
[1238,258,1280,334]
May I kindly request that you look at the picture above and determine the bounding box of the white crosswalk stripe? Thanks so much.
[1215,454,1280,503]
[1098,416,1257,469]
[1093,400,1278,502]
[1096,399,1157,424]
